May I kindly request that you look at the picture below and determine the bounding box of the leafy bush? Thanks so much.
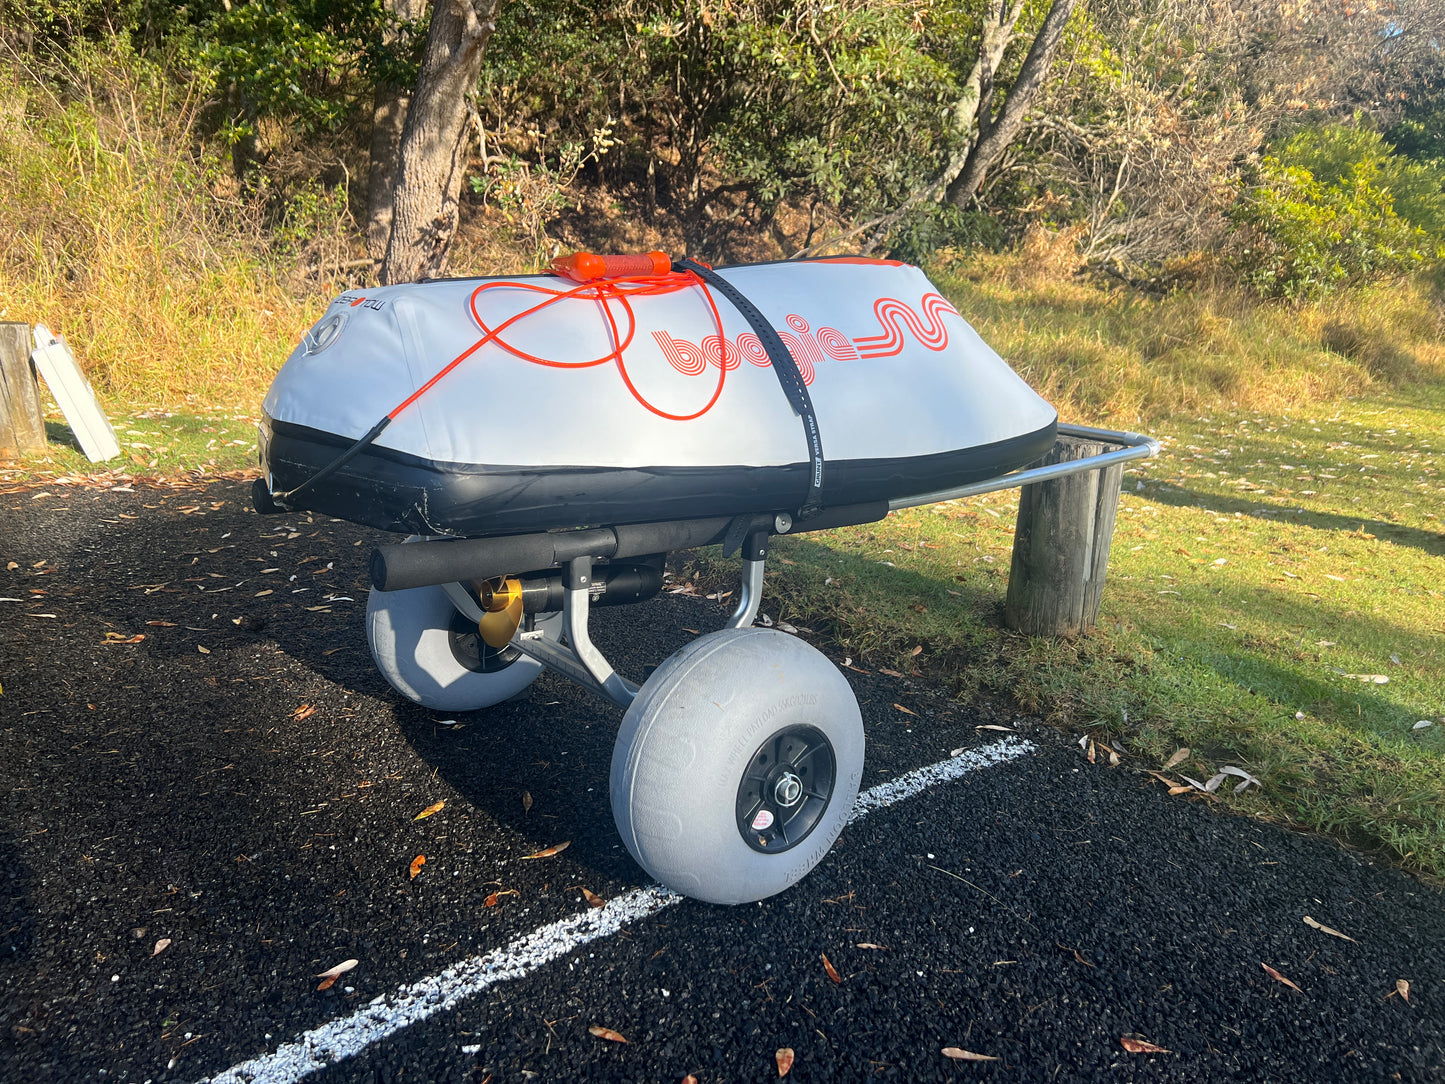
[197,0,412,140]
[1232,125,1445,300]
[481,0,958,247]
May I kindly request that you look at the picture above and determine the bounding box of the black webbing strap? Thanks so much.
[672,256,825,520]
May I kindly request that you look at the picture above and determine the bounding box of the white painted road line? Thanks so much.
[197,737,1035,1084]
[847,737,1036,824]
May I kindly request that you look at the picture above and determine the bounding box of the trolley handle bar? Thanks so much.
[887,422,1159,512]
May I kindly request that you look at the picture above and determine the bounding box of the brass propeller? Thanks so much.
[476,577,524,649]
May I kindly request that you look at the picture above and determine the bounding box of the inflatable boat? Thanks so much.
[254,253,1155,906]
[258,255,1057,535]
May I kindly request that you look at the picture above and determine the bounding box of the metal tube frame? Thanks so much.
[455,422,1157,708]
[511,555,641,708]
[887,422,1159,512]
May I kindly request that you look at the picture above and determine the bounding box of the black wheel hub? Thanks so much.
[447,607,521,673]
[736,724,836,854]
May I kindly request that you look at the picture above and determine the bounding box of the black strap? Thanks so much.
[673,257,825,520]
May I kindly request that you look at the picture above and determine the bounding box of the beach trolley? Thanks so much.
[254,253,1156,905]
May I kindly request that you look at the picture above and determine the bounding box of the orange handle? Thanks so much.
[549,250,672,283]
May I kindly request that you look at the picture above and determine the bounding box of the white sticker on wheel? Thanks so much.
[751,809,775,831]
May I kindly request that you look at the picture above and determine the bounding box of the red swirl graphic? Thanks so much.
[850,292,959,359]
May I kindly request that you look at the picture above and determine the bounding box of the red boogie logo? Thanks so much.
[651,293,959,384]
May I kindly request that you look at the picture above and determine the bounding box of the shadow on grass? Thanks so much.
[1134,574,1441,731]
[1141,481,1445,556]
[42,419,81,454]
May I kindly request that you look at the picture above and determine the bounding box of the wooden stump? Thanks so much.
[0,322,45,458]
[1004,435,1125,637]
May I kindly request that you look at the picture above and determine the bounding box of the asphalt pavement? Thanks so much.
[0,479,1440,1083]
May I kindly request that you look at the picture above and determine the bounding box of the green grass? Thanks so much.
[1,408,261,484]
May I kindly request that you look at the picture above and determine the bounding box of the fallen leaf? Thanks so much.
[975,724,1015,732]
[409,855,425,880]
[1108,748,1121,766]
[145,620,178,627]
[1397,979,1411,1004]
[100,633,145,645]
[152,938,171,956]
[484,892,499,907]
[893,704,917,716]
[291,704,317,721]
[413,800,445,821]
[878,668,904,678]
[1120,1037,1171,1054]
[821,953,841,984]
[776,1047,795,1076]
[1341,672,1389,684]
[1220,765,1261,792]
[1086,739,1097,764]
[196,644,210,655]
[1163,747,1190,769]
[1167,785,1192,796]
[1204,772,1227,793]
[582,888,605,908]
[941,1047,998,1062]
[316,958,358,991]
[1414,720,1434,730]
[588,1025,627,1043]
[521,840,571,860]
[1262,962,1303,993]
[1302,915,1356,942]
[522,790,533,814]
[909,645,923,657]
[855,943,888,950]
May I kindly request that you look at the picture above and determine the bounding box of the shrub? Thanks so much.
[1231,125,1445,300]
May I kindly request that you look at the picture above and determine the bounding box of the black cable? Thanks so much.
[271,415,392,504]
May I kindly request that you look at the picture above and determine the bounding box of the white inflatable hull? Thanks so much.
[259,258,1057,535]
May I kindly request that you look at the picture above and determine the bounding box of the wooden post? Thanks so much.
[1,322,46,458]
[1004,435,1125,637]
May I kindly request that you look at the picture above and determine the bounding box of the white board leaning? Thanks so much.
[31,323,119,463]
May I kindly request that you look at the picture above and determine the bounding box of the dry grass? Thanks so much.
[931,239,1445,426]
[0,42,334,412]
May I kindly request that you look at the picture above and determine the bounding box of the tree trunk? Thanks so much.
[945,0,1078,208]
[367,0,428,267]
[379,0,501,285]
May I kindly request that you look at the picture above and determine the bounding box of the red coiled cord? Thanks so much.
[386,263,729,423]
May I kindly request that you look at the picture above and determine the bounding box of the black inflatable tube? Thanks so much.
[369,500,889,592]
